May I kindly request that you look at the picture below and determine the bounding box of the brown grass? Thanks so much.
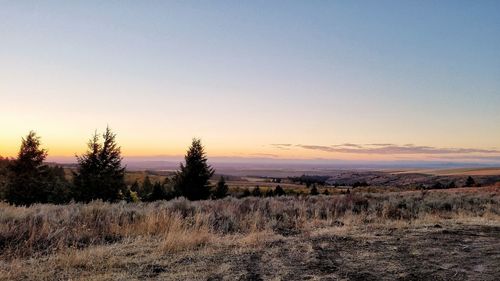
[393,167,500,176]
[1,187,498,259]
[0,187,499,280]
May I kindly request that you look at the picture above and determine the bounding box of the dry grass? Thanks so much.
[0,187,499,280]
[393,167,500,176]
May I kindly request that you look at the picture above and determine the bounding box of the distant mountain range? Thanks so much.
[48,156,500,171]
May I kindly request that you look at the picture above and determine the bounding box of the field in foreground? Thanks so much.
[1,187,499,280]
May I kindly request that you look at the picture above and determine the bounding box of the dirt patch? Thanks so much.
[218,224,500,281]
[1,221,499,280]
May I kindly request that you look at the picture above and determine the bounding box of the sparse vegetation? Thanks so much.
[0,187,499,280]
[1,133,500,280]
[1,131,499,280]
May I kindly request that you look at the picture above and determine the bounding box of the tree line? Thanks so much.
[0,127,228,205]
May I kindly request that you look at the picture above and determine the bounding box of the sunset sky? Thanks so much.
[1,1,500,163]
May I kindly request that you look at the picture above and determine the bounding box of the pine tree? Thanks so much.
[73,127,126,202]
[310,184,319,196]
[148,181,167,201]
[265,188,274,197]
[162,177,175,200]
[130,180,140,193]
[274,185,285,196]
[173,138,214,200]
[6,131,47,205]
[251,186,262,197]
[0,156,12,200]
[5,132,68,205]
[432,182,444,189]
[465,176,476,187]
[140,175,154,199]
[213,176,229,199]
[45,165,71,203]
[241,188,251,198]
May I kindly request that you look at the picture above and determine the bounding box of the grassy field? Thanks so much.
[1,186,499,280]
[391,167,500,176]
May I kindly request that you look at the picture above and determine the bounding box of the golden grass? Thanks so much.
[0,187,498,263]
[161,213,212,253]
[0,188,499,280]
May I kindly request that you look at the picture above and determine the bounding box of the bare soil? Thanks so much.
[178,224,500,281]
[6,222,499,281]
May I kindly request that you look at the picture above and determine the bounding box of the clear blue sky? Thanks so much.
[1,1,499,162]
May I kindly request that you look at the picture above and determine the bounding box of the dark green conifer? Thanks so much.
[73,127,126,202]
[274,185,285,196]
[213,176,229,199]
[465,176,476,187]
[310,184,319,196]
[251,186,262,197]
[173,138,214,200]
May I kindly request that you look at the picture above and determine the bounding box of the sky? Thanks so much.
[1,1,500,164]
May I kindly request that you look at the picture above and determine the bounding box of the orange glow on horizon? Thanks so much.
[2,136,497,163]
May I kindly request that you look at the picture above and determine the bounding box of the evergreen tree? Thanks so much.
[140,175,154,199]
[432,182,444,189]
[5,131,47,205]
[310,184,319,196]
[173,138,214,200]
[212,176,229,199]
[265,188,274,197]
[323,189,330,195]
[72,131,101,201]
[274,185,285,196]
[0,156,13,200]
[73,127,126,202]
[130,180,140,193]
[5,132,68,205]
[163,177,175,200]
[465,176,476,187]
[45,165,71,203]
[241,188,251,198]
[251,186,262,197]
[148,181,168,201]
